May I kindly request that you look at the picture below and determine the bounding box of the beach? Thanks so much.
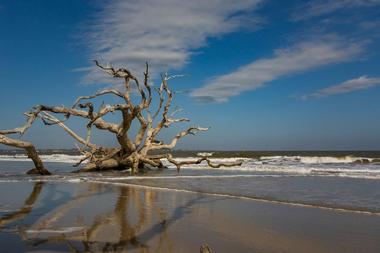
[2,0,380,251]
[1,152,380,252]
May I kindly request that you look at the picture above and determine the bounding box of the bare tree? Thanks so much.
[1,61,242,174]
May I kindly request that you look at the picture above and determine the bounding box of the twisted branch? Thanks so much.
[165,154,243,172]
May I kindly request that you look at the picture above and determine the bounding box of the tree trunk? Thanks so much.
[0,135,51,175]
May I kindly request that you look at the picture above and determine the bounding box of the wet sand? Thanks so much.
[0,181,380,253]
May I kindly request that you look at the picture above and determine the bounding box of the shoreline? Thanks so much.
[87,179,380,216]
[0,170,379,215]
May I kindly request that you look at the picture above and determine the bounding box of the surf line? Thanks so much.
[87,179,380,216]
[0,174,294,184]
[97,174,292,180]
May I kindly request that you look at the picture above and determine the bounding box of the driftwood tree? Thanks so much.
[0,61,241,174]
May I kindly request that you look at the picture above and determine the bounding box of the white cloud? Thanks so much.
[307,76,380,98]
[80,0,263,84]
[191,38,363,103]
[292,0,380,21]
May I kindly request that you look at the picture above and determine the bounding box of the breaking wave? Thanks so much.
[197,152,214,157]
[161,157,380,179]
[1,154,380,179]
[259,155,380,164]
[0,154,85,163]
[0,153,379,164]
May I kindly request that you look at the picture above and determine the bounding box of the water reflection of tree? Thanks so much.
[0,182,211,253]
[0,182,44,227]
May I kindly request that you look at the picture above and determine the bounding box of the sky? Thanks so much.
[0,0,380,150]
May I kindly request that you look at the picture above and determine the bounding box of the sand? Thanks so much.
[0,180,379,253]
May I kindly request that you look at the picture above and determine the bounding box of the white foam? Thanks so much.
[0,208,16,213]
[0,179,24,183]
[161,157,249,168]
[95,174,286,181]
[260,155,378,164]
[159,157,380,179]
[0,154,85,163]
[1,154,380,179]
[197,152,214,157]
[25,226,85,234]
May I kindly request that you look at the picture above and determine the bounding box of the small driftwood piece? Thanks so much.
[200,244,213,253]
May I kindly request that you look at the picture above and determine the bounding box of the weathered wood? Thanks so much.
[1,61,243,174]
[0,134,50,175]
[200,244,213,253]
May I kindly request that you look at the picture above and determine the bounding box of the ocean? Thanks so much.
[0,150,379,214]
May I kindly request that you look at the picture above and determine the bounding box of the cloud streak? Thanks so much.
[305,76,380,98]
[80,0,263,84]
[191,38,363,103]
[292,0,380,21]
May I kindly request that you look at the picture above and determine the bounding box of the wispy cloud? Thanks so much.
[303,76,380,98]
[292,0,380,21]
[80,0,263,84]
[191,37,363,103]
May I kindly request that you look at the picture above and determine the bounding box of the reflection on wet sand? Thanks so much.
[1,181,380,253]
[0,182,44,227]
[0,182,210,252]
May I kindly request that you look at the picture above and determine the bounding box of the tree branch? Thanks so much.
[40,112,98,150]
[0,134,50,175]
[165,154,243,172]
[146,126,209,151]
[72,89,124,109]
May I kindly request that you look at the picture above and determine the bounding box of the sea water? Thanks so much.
[0,150,379,214]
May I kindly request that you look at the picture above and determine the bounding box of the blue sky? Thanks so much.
[0,0,380,150]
